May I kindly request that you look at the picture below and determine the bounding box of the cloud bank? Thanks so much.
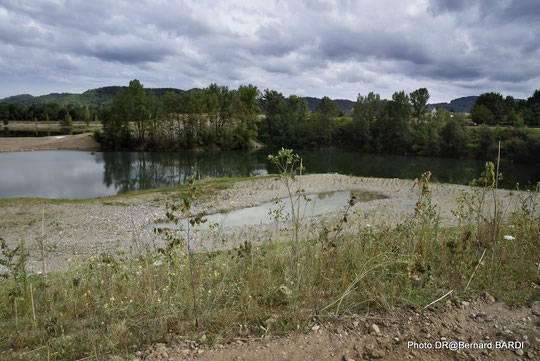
[0,0,539,102]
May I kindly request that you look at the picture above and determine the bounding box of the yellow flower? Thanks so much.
[90,257,95,263]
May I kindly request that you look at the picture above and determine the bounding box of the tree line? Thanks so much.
[0,102,95,126]
[2,80,539,163]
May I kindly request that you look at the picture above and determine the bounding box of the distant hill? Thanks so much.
[429,96,478,114]
[1,87,488,115]
[303,97,356,113]
[0,87,357,113]
[0,87,186,108]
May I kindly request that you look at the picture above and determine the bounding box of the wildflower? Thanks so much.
[91,257,95,263]
[503,235,515,241]
[110,296,115,302]
[153,260,163,266]
[365,224,372,228]
[230,201,234,205]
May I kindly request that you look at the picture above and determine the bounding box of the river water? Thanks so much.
[0,149,538,198]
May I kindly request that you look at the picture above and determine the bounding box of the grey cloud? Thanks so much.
[0,0,539,103]
[85,42,174,64]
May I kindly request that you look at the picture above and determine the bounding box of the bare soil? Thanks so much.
[0,133,100,152]
[137,295,540,361]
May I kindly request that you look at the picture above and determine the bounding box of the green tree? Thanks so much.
[378,91,411,153]
[410,88,430,122]
[259,89,286,145]
[471,104,494,125]
[83,106,91,126]
[313,96,340,146]
[440,117,467,156]
[347,92,383,151]
[475,92,504,124]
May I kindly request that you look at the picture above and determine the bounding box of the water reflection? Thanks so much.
[0,149,538,199]
[153,190,386,229]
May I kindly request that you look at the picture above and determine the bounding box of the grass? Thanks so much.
[0,173,539,360]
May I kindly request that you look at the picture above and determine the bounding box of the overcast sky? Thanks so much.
[1,0,539,103]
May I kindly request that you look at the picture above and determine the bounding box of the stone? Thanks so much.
[369,324,381,335]
[515,348,524,356]
[312,325,320,331]
[371,349,386,359]
[461,301,470,307]
[527,351,535,359]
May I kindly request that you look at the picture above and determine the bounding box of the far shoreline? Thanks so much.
[0,133,101,152]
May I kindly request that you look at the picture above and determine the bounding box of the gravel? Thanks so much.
[0,174,523,274]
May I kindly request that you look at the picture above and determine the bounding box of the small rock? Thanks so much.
[371,349,386,359]
[352,321,360,328]
[109,357,124,361]
[461,301,470,307]
[369,324,380,335]
[515,348,524,356]
[523,335,529,341]
[312,325,320,331]
[132,358,140,361]
[527,351,535,359]
[393,337,400,342]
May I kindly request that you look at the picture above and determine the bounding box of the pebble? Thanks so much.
[312,325,320,331]
[515,348,524,356]
[461,301,470,307]
[370,324,381,335]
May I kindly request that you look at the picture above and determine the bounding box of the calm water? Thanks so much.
[0,149,538,199]
[154,190,385,229]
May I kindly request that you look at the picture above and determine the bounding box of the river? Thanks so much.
[0,149,538,198]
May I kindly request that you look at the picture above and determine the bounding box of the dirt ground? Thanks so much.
[132,294,540,361]
[0,133,100,152]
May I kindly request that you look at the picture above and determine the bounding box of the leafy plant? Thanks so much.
[155,173,207,327]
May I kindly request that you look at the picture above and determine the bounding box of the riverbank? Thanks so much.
[0,174,523,274]
[1,174,538,360]
[0,133,100,152]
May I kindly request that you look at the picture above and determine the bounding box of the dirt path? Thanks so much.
[0,133,100,152]
[136,295,539,361]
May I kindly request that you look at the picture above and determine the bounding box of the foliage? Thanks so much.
[1,169,539,360]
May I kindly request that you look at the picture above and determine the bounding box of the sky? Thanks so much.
[0,0,539,103]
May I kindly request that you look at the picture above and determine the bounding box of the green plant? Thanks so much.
[155,173,207,327]
[267,148,307,282]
